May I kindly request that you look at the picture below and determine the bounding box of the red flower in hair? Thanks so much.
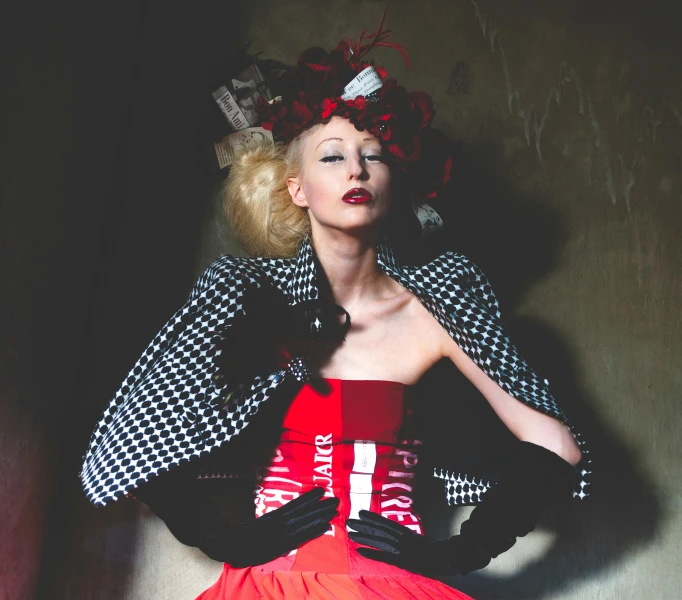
[352,96,367,110]
[389,134,421,164]
[379,80,412,117]
[321,98,339,119]
[252,10,454,207]
[409,91,435,130]
[292,99,313,123]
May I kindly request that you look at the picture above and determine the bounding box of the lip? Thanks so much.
[342,188,373,203]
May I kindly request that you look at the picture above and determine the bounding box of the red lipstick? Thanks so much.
[342,188,373,203]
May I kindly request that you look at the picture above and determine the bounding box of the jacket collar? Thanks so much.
[286,233,405,304]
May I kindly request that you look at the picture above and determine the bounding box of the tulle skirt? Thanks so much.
[195,534,473,600]
[197,566,473,600]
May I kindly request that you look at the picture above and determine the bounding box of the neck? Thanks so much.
[310,228,391,307]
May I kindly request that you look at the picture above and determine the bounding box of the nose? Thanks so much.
[346,154,369,181]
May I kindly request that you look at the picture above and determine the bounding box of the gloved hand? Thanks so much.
[138,479,339,567]
[348,442,578,576]
[348,510,484,576]
[202,487,340,566]
[211,285,351,401]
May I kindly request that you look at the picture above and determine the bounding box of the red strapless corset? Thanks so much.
[196,379,473,600]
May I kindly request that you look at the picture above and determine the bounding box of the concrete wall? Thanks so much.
[1,2,143,596]
[25,0,254,597]
[3,1,679,598]
[1,1,244,598]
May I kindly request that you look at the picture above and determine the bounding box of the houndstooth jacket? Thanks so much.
[80,236,591,508]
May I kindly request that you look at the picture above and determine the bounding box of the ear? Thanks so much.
[287,176,308,208]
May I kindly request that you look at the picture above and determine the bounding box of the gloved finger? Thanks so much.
[289,486,326,505]
[356,547,403,566]
[274,487,326,516]
[285,495,339,521]
[348,532,400,553]
[288,510,339,534]
[289,521,332,548]
[348,514,407,538]
[355,510,412,536]
[285,499,339,528]
[346,520,401,543]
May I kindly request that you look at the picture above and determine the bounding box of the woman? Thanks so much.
[81,19,588,600]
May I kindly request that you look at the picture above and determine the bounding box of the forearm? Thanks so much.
[348,440,580,576]
[477,385,582,466]
[451,344,582,466]
[135,473,227,549]
[516,416,583,466]
[136,478,339,567]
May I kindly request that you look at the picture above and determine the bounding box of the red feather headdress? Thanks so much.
[256,9,452,204]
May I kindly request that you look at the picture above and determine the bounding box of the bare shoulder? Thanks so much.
[401,289,453,358]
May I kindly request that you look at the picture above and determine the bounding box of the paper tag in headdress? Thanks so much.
[411,201,443,237]
[212,86,250,131]
[231,63,272,127]
[214,127,274,169]
[341,66,383,101]
[214,63,274,131]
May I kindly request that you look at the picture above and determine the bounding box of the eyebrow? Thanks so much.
[315,137,379,150]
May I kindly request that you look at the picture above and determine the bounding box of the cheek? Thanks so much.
[302,180,331,211]
[378,169,393,200]
[302,166,341,208]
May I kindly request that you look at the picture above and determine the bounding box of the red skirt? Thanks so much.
[196,567,473,599]
[195,530,473,600]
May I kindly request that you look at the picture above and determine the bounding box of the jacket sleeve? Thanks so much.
[427,253,591,506]
[80,255,265,506]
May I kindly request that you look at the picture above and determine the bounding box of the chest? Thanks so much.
[312,291,451,385]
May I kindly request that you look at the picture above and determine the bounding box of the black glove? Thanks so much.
[212,285,350,396]
[347,511,463,575]
[347,442,578,576]
[138,478,339,567]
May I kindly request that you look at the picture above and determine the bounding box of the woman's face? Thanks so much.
[287,116,392,236]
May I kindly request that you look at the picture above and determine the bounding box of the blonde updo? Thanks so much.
[222,125,323,258]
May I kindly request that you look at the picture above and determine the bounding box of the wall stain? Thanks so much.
[464,0,682,211]
[449,61,473,95]
[642,106,663,142]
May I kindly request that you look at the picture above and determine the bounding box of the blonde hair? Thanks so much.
[222,126,322,258]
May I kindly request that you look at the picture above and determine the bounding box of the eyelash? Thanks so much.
[320,154,384,164]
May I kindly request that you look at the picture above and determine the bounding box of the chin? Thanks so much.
[340,218,387,235]
[313,209,390,234]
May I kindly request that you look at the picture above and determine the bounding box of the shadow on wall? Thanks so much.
[36,1,254,597]
[454,318,660,600]
[416,140,661,598]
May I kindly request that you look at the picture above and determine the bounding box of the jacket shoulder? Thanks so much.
[416,250,487,281]
[414,251,501,318]
[190,254,294,298]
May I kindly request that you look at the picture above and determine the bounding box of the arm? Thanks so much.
[136,471,339,566]
[348,355,581,577]
[348,439,578,576]
[441,335,582,466]
[347,265,582,576]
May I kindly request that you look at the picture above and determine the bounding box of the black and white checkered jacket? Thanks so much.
[80,236,591,508]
